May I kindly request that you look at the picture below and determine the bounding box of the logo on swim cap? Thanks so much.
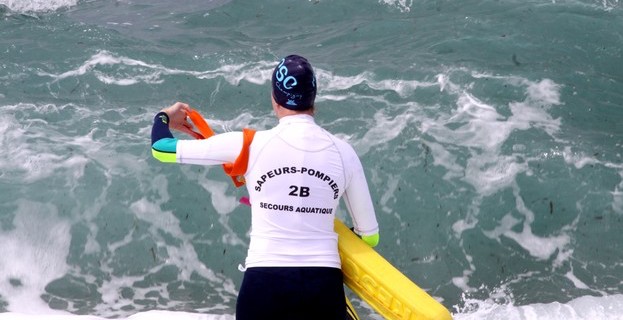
[271,55,316,110]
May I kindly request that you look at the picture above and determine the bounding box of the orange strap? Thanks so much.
[186,109,215,138]
[186,109,255,187]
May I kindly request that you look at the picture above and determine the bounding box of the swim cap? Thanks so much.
[271,55,316,110]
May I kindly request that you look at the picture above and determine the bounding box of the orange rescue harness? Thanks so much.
[186,108,255,187]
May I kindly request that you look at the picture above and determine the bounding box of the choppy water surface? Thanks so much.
[1,0,622,319]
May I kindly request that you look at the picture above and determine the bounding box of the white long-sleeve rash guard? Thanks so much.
[176,114,379,269]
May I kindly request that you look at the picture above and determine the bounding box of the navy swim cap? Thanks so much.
[271,55,316,110]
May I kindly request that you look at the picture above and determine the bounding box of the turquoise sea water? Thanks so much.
[1,0,622,319]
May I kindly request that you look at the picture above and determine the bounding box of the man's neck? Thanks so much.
[275,106,314,119]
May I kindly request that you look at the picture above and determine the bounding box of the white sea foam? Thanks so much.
[129,175,237,286]
[424,141,463,179]
[38,51,275,88]
[0,201,72,314]
[38,51,167,85]
[78,174,238,317]
[1,100,238,316]
[482,185,574,263]
[377,173,402,216]
[452,269,476,293]
[557,147,623,215]
[4,294,623,320]
[562,146,600,169]
[565,270,590,290]
[465,155,529,197]
[316,70,372,92]
[424,74,563,199]
[377,0,413,12]
[317,69,437,99]
[485,211,572,261]
[0,108,89,184]
[0,0,78,13]
[0,310,234,320]
[454,293,623,320]
[39,51,439,108]
[179,167,247,247]
[419,72,572,291]
[352,108,416,156]
[612,176,623,214]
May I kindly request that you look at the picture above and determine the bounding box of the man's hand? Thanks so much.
[161,102,197,137]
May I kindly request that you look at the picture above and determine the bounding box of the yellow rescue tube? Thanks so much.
[335,219,453,320]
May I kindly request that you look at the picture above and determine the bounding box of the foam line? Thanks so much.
[0,310,235,320]
[0,0,78,13]
[454,293,623,320]
[37,51,276,87]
